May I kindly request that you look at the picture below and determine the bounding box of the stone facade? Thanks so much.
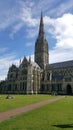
[41,61,73,95]
[1,57,41,94]
[0,13,73,95]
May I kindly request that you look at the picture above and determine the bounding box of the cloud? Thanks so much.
[5,0,39,38]
[48,0,73,17]
[49,13,73,49]
[1,0,73,38]
[10,22,24,39]
[0,50,20,81]
[49,49,73,63]
[44,13,73,63]
[0,2,19,30]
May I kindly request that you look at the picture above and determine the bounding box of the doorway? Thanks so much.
[66,84,72,95]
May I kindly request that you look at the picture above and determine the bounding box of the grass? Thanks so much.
[0,94,54,112]
[0,96,73,130]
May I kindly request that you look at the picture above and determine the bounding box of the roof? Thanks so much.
[46,60,73,70]
[31,62,40,69]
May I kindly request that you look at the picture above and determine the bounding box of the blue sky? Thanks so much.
[1,0,73,80]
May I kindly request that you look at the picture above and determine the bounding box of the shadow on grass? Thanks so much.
[53,124,73,128]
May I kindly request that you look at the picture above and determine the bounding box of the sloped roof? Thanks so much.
[31,62,40,69]
[46,60,73,70]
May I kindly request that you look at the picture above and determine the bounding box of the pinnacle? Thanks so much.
[39,12,44,36]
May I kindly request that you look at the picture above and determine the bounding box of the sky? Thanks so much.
[0,0,73,80]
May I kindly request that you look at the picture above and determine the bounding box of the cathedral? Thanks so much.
[0,13,73,95]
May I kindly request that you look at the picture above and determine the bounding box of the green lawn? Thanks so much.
[0,94,54,112]
[0,96,73,130]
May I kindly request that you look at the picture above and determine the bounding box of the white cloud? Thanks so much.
[10,22,24,39]
[1,0,73,38]
[44,13,73,63]
[49,49,73,63]
[0,51,20,81]
[48,0,73,17]
[8,0,39,38]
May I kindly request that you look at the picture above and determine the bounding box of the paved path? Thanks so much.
[0,96,65,123]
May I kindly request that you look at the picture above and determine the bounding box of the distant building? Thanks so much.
[0,13,73,95]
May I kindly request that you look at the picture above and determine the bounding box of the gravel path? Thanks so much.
[0,96,65,123]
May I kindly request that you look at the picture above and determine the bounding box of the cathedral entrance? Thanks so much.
[66,84,72,95]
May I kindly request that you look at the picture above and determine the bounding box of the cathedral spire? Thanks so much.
[39,11,44,36]
[35,12,49,69]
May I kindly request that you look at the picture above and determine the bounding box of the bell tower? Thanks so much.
[35,12,49,69]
